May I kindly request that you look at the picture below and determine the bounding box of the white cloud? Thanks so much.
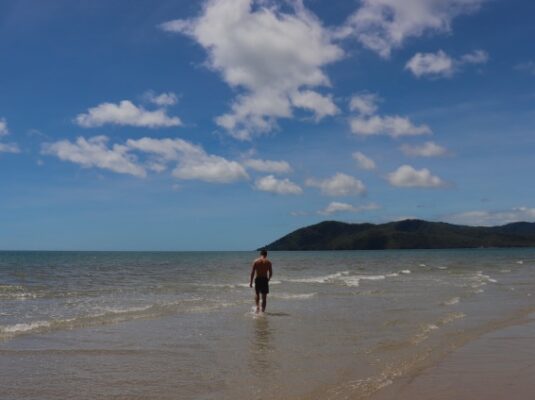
[405,50,454,77]
[349,93,379,116]
[161,0,343,139]
[244,158,292,174]
[400,141,448,157]
[0,143,20,154]
[289,90,339,121]
[349,94,431,137]
[0,118,8,136]
[352,151,376,170]
[319,201,379,215]
[254,175,302,195]
[460,49,488,64]
[173,156,249,183]
[306,172,366,196]
[126,137,204,161]
[342,0,486,58]
[42,136,249,183]
[514,61,535,75]
[445,207,535,226]
[75,100,181,128]
[387,164,445,188]
[406,49,488,78]
[126,137,249,183]
[42,136,146,178]
[145,91,178,106]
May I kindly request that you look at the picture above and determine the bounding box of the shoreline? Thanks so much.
[370,313,535,400]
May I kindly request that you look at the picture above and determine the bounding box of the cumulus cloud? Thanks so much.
[254,175,302,195]
[42,136,249,183]
[0,118,8,136]
[349,94,431,137]
[405,49,488,78]
[126,137,249,183]
[75,100,181,128]
[342,0,487,58]
[400,141,448,157]
[387,164,445,188]
[173,156,248,183]
[405,50,454,77]
[444,207,535,226]
[349,93,379,116]
[319,201,379,215]
[161,0,343,139]
[244,158,292,174]
[145,91,178,106]
[352,151,376,170]
[42,136,147,178]
[306,172,366,196]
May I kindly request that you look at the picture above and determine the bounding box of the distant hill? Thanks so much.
[261,219,535,250]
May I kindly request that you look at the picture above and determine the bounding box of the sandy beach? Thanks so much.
[372,313,535,400]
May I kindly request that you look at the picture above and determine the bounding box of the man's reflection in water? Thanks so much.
[249,315,275,375]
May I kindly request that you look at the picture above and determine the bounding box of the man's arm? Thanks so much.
[268,262,273,281]
[249,262,256,287]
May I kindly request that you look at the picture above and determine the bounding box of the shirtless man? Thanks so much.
[249,249,273,313]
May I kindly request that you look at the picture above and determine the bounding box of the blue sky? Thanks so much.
[0,0,534,250]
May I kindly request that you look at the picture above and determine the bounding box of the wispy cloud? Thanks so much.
[319,201,379,215]
[0,118,8,136]
[514,61,535,75]
[352,151,376,170]
[244,158,292,174]
[444,207,535,226]
[0,117,20,154]
[400,141,448,157]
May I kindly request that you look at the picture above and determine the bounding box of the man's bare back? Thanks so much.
[249,250,272,312]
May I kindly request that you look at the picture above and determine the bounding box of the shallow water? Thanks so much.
[1,249,534,399]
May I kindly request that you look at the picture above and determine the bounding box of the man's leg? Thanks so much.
[255,290,260,312]
[261,293,267,312]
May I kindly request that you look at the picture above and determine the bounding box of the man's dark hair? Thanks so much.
[260,249,267,257]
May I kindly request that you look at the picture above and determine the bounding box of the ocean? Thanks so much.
[1,249,534,399]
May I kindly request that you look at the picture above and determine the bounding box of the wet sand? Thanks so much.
[372,314,535,400]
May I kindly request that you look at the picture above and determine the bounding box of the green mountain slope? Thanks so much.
[261,219,535,250]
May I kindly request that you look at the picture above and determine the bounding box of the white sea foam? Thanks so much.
[288,271,349,284]
[0,284,38,300]
[198,280,281,289]
[400,270,411,274]
[341,275,386,287]
[439,312,466,325]
[517,260,524,264]
[0,320,51,334]
[442,296,460,306]
[272,293,316,300]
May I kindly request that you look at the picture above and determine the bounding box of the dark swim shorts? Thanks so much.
[254,277,269,294]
